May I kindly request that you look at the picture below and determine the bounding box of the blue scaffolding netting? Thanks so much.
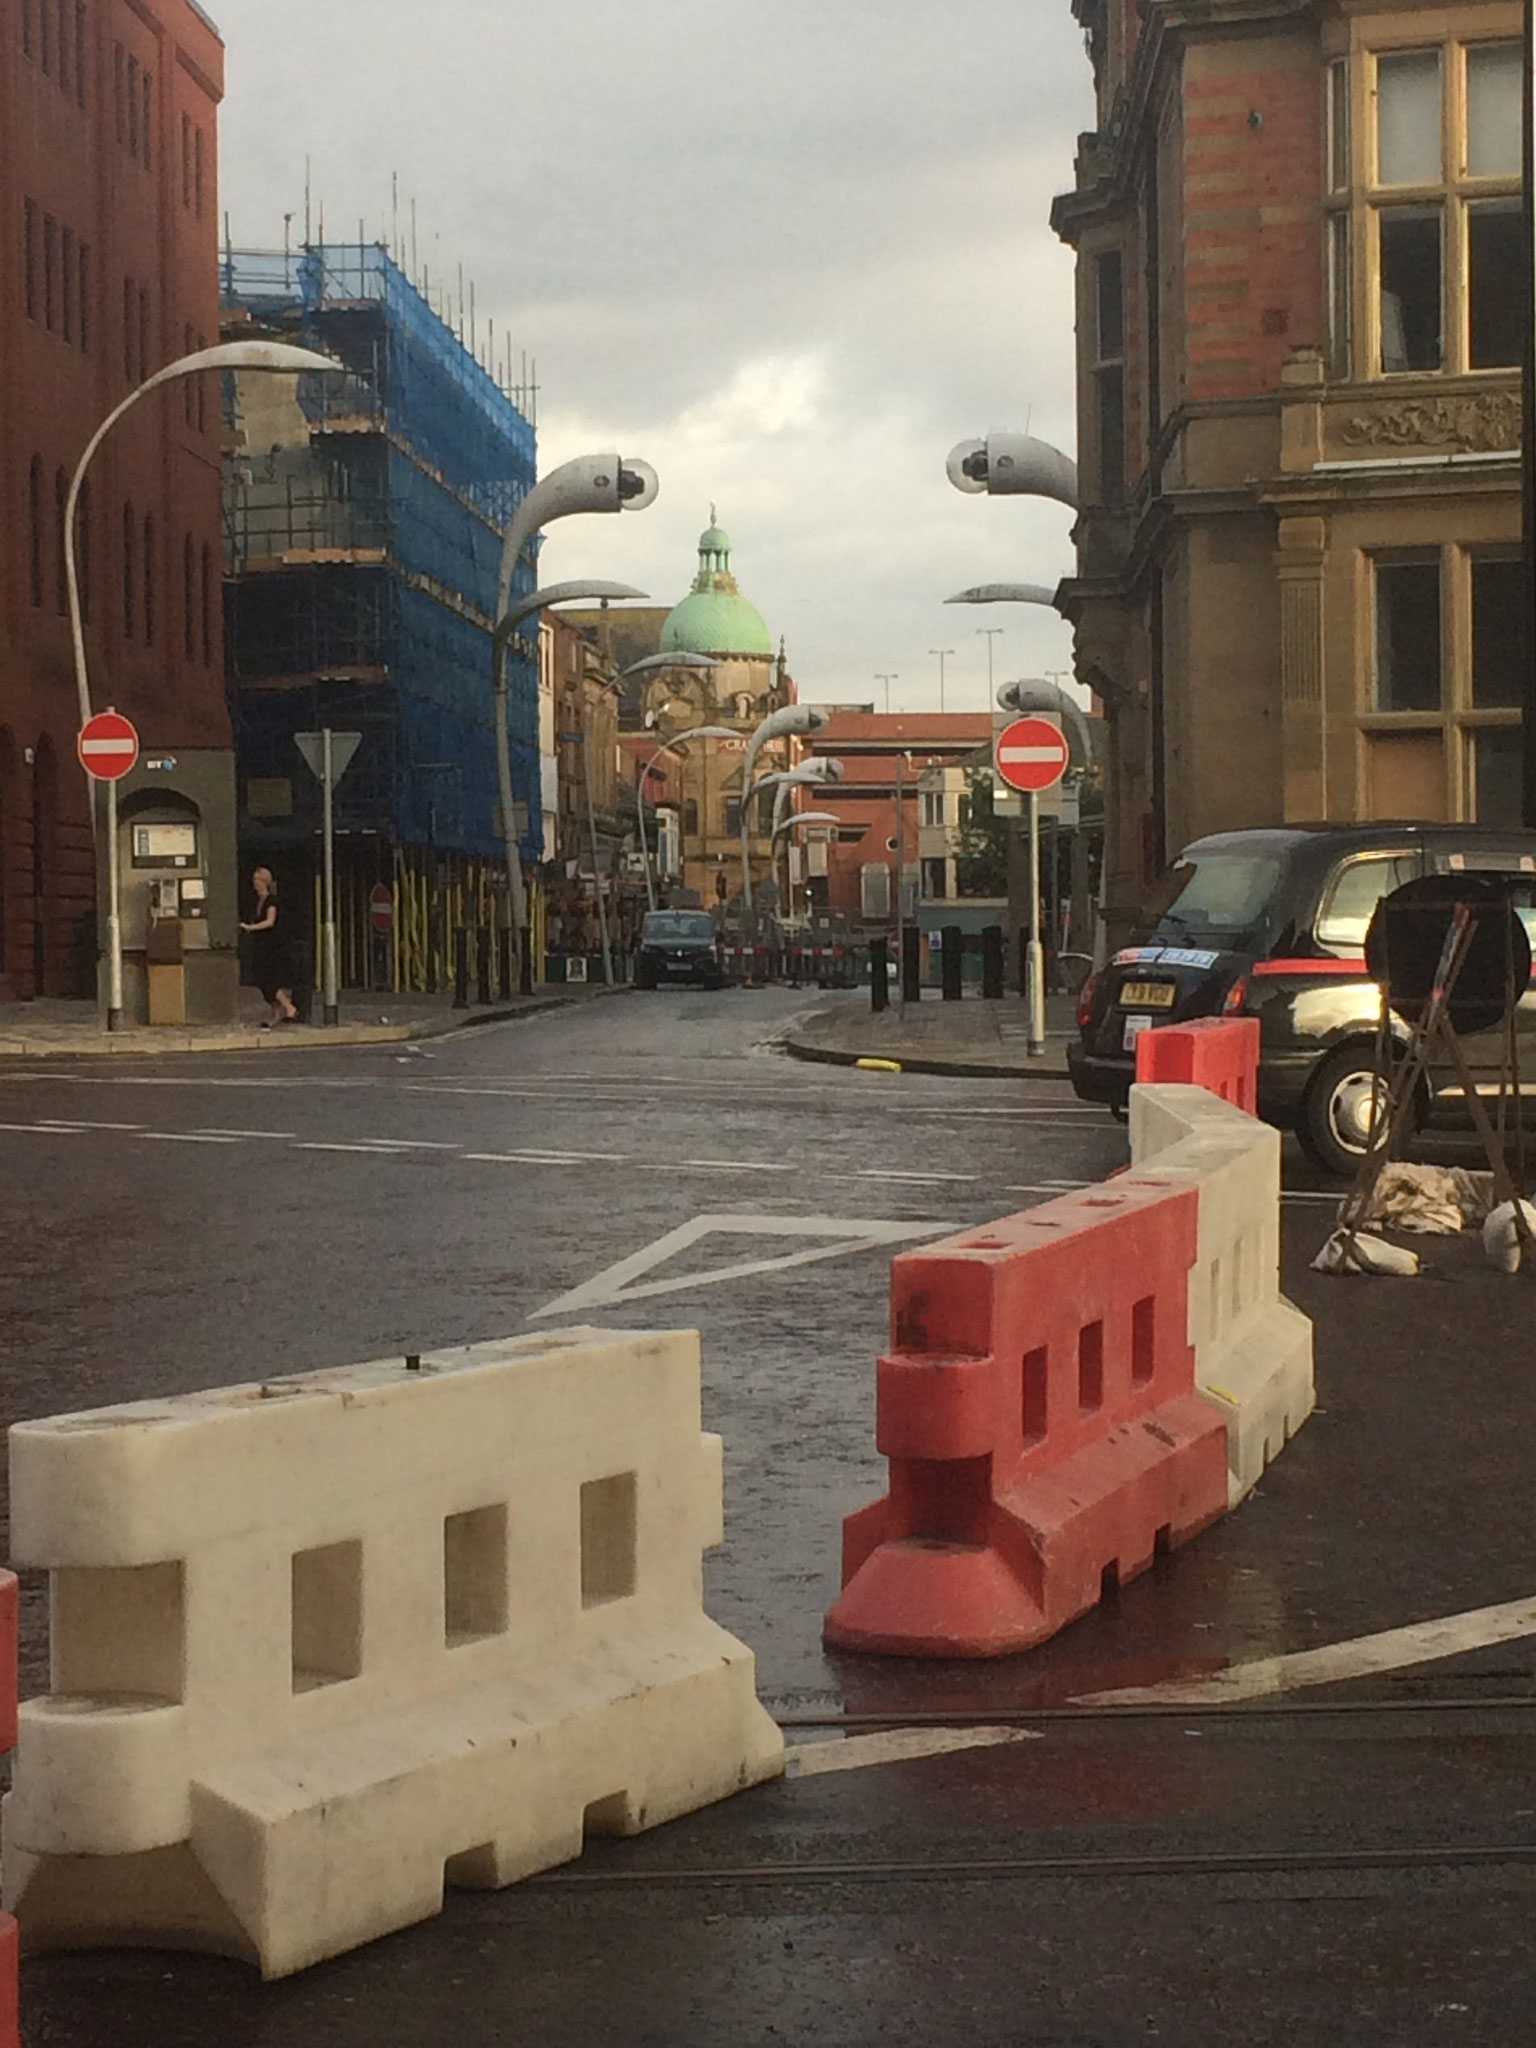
[223,244,542,861]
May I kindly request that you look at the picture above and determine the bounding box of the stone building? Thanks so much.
[2,0,230,1005]
[1053,0,1525,942]
[564,520,799,913]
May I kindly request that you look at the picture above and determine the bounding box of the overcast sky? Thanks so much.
[214,0,1093,713]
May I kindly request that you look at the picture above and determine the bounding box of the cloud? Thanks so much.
[213,0,1094,705]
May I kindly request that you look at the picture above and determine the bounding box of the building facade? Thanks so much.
[564,522,799,916]
[2,0,229,1005]
[799,712,995,929]
[221,243,538,994]
[1053,0,1525,943]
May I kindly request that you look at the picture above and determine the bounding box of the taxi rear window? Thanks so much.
[1148,854,1284,941]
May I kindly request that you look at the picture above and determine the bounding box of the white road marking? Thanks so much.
[351,1139,463,1151]
[192,1129,296,1140]
[530,1213,952,1319]
[295,1142,407,1155]
[0,1122,86,1134]
[848,1169,978,1185]
[681,1159,796,1173]
[136,1132,242,1145]
[1004,1181,1090,1195]
[464,1152,585,1167]
[785,1726,1043,1778]
[33,1119,143,1131]
[1074,1595,1536,1707]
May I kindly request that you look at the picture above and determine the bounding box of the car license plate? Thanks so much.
[1119,981,1177,1008]
[1122,1013,1154,1051]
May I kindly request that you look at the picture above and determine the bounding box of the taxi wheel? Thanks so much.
[1299,1045,1399,1177]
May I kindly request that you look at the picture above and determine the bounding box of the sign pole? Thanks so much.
[1027,787,1045,1057]
[105,773,124,1031]
[894,750,905,1015]
[321,726,339,1026]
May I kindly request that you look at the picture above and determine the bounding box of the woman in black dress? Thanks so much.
[240,867,298,1025]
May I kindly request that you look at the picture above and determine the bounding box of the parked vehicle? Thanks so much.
[1068,824,1536,1175]
[635,909,725,990]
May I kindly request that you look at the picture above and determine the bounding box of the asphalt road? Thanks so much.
[3,987,1534,2046]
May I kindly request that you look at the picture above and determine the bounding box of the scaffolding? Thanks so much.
[222,242,541,991]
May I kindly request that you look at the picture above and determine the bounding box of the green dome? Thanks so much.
[659,519,772,658]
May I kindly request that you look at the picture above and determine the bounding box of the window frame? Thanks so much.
[1358,541,1524,823]
[1323,34,1524,382]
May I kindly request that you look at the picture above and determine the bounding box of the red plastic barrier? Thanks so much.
[1134,1016,1259,1115]
[824,1180,1229,1658]
[1,1569,15,2048]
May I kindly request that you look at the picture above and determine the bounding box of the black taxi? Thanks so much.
[1068,824,1536,1174]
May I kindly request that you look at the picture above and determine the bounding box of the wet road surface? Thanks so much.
[3,988,1534,2044]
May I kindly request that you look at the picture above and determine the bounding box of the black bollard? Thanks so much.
[497,929,513,1001]
[941,924,963,1002]
[1017,926,1030,999]
[476,926,492,1006]
[453,926,470,1010]
[982,924,1004,1000]
[902,924,921,1005]
[869,934,889,1012]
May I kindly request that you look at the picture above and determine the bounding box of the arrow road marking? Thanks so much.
[1074,1595,1536,1706]
[785,1726,1043,1778]
[529,1212,951,1319]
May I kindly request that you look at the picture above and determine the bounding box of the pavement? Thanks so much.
[0,981,627,1058]
[785,986,1077,1078]
[4,987,1534,2045]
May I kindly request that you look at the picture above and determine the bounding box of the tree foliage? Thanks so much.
[955,768,1009,898]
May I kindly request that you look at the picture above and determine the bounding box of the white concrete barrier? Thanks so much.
[1129,1082,1315,1503]
[3,1327,783,1978]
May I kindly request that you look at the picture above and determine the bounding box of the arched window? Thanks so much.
[183,535,195,659]
[142,512,155,646]
[122,502,135,638]
[53,469,68,614]
[28,458,45,607]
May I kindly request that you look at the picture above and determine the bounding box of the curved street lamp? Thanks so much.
[492,453,658,989]
[495,580,650,989]
[738,703,830,923]
[770,807,843,928]
[633,722,737,912]
[62,338,345,1030]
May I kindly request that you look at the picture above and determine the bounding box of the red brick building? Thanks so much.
[799,712,994,929]
[1054,0,1525,944]
[1,0,228,1002]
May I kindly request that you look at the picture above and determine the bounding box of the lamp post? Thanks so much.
[875,672,898,714]
[63,338,343,1029]
[609,652,721,911]
[976,628,1004,697]
[492,454,658,989]
[737,703,830,929]
[771,808,843,928]
[928,648,955,713]
[496,581,649,991]
[635,721,736,912]
[739,756,840,928]
[769,761,844,928]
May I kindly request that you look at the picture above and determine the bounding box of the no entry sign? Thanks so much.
[369,884,395,936]
[995,715,1069,795]
[77,710,140,782]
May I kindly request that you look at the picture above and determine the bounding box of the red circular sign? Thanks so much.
[369,884,395,936]
[77,710,140,782]
[995,715,1069,794]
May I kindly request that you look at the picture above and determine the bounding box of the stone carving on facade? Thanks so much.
[1339,392,1520,456]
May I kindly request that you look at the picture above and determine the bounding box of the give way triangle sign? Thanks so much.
[528,1212,951,1321]
[294,731,363,787]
